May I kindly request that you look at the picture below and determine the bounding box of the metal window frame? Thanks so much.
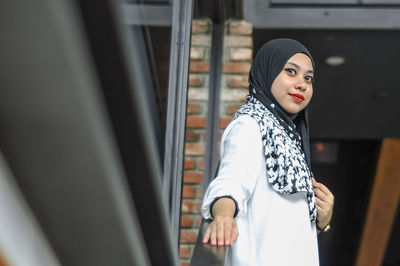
[202,23,224,190]
[162,0,194,248]
[76,0,178,265]
[122,0,196,250]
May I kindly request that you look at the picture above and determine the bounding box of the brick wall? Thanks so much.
[220,20,253,135]
[179,19,253,266]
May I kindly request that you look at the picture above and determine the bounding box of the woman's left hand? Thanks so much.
[312,178,334,229]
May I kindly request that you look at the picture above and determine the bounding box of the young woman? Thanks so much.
[201,39,334,266]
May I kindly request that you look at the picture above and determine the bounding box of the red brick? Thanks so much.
[188,88,208,101]
[198,158,205,170]
[180,245,191,259]
[219,117,232,129]
[223,62,251,74]
[228,75,249,88]
[229,21,253,35]
[190,47,205,60]
[185,130,201,142]
[189,74,204,87]
[226,104,243,115]
[192,20,210,34]
[185,143,205,156]
[230,48,252,61]
[191,35,211,46]
[190,61,210,73]
[181,215,194,228]
[225,36,253,48]
[182,185,196,198]
[198,186,203,198]
[187,103,201,115]
[183,172,203,184]
[186,116,207,128]
[184,158,195,170]
[220,88,248,102]
[180,230,198,243]
[195,215,202,227]
[181,200,201,213]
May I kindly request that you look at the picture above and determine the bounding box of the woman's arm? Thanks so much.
[202,198,238,246]
[201,117,263,246]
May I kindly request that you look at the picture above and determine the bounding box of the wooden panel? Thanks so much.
[0,253,8,266]
[355,139,400,266]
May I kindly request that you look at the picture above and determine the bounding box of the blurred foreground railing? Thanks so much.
[190,219,228,266]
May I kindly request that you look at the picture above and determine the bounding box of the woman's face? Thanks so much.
[271,53,314,114]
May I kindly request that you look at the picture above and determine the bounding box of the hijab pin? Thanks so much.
[252,88,256,94]
[271,103,275,108]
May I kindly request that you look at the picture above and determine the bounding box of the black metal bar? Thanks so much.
[203,23,224,190]
[162,0,194,247]
[142,25,166,134]
[190,219,228,266]
[75,0,178,265]
[129,26,164,159]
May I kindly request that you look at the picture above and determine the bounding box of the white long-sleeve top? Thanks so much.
[201,115,319,266]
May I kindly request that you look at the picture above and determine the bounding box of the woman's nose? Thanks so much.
[295,79,307,91]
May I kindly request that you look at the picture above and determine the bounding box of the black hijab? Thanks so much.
[248,38,315,168]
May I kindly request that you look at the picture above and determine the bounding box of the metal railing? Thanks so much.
[190,219,228,266]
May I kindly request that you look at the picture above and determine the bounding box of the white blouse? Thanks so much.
[201,115,319,266]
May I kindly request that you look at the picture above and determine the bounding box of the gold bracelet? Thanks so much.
[316,223,331,233]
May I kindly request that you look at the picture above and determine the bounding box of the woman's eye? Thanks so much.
[305,76,314,83]
[285,68,296,75]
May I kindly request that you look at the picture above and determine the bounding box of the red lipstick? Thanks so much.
[289,94,304,103]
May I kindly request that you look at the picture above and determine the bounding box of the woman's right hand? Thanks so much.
[202,215,239,246]
[202,197,239,246]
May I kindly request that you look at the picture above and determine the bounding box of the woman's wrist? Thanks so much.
[317,221,328,228]
[210,197,237,218]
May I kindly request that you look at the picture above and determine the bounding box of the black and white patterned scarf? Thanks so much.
[234,95,317,222]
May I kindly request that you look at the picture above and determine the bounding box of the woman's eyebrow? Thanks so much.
[286,62,314,74]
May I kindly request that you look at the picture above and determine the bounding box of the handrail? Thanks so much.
[190,219,228,266]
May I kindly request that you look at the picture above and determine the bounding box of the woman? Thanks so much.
[201,39,334,266]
